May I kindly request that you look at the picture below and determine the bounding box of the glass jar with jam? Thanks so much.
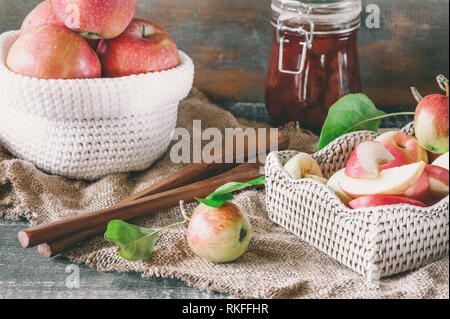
[265,0,362,133]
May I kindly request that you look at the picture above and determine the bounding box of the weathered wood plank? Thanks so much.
[0,219,231,299]
[0,0,448,107]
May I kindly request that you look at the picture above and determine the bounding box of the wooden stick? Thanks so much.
[20,161,263,249]
[36,131,289,257]
[111,130,288,202]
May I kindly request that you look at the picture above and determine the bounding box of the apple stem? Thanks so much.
[77,31,102,40]
[410,87,423,103]
[436,74,449,97]
[138,201,191,239]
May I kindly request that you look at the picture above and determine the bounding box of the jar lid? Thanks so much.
[271,0,362,33]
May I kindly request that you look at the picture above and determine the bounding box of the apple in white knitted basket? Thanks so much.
[50,0,138,39]
[21,0,64,33]
[20,0,99,50]
[97,19,180,78]
[7,25,101,80]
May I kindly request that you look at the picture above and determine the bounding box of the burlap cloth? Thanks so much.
[1,89,448,299]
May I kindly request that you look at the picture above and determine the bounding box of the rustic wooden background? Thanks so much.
[0,0,448,299]
[0,0,448,108]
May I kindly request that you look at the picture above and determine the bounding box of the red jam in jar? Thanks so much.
[265,0,362,133]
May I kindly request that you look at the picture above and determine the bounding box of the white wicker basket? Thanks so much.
[0,31,194,180]
[265,122,449,282]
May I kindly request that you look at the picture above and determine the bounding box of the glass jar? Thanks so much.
[265,0,362,133]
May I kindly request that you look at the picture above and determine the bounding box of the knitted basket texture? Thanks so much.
[0,31,194,180]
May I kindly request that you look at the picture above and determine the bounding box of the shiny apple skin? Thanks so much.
[7,25,101,80]
[186,202,252,263]
[375,132,428,170]
[21,0,64,33]
[415,94,450,154]
[51,0,138,39]
[348,195,426,209]
[97,19,180,78]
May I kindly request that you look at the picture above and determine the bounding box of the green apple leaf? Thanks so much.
[104,220,159,261]
[318,94,386,151]
[195,176,266,208]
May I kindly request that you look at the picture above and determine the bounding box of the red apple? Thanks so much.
[186,202,251,263]
[21,0,64,33]
[345,141,394,178]
[415,94,449,154]
[7,25,101,80]
[375,131,428,169]
[340,161,426,198]
[51,0,138,39]
[425,164,449,199]
[97,19,180,77]
[348,195,426,209]
[403,170,430,201]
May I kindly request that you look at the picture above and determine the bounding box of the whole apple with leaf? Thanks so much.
[104,177,264,262]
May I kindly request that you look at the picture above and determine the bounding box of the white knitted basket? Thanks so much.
[0,31,194,180]
[265,122,449,282]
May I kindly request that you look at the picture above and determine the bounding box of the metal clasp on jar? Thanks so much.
[276,1,314,75]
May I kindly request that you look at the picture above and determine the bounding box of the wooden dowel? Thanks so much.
[20,161,263,249]
[35,131,289,257]
[115,130,288,202]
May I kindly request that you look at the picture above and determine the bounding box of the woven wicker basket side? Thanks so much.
[265,124,449,281]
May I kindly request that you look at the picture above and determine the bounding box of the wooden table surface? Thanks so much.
[0,103,413,299]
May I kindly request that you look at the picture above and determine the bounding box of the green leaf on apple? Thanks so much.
[195,175,266,208]
[104,176,265,261]
[318,94,387,151]
[318,93,418,151]
[104,220,159,261]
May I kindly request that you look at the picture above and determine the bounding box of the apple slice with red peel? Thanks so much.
[345,141,395,178]
[326,168,353,204]
[348,195,427,209]
[425,165,449,198]
[340,161,426,198]
[432,152,449,170]
[375,131,428,169]
[403,170,430,201]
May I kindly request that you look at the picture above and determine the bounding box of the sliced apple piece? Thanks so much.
[425,164,449,199]
[340,161,426,198]
[284,153,323,180]
[403,171,430,201]
[375,131,428,169]
[348,195,427,209]
[326,168,353,205]
[345,141,395,178]
[432,152,449,170]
